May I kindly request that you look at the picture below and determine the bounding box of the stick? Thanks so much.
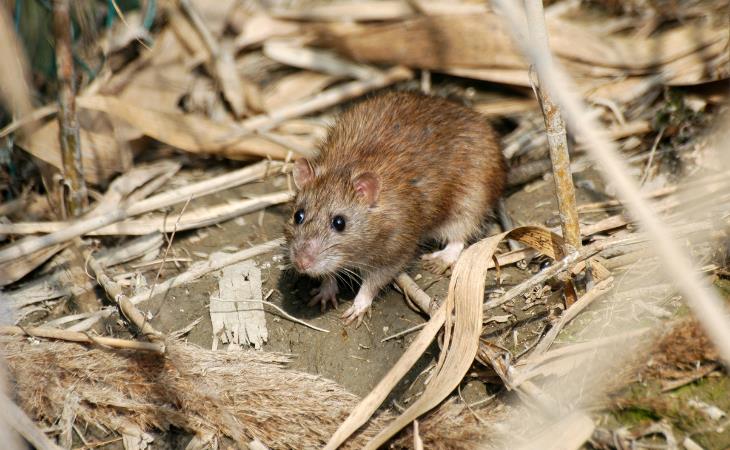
[528,277,614,358]
[395,273,434,315]
[0,161,281,263]
[52,0,88,216]
[219,299,330,333]
[0,326,163,353]
[68,239,284,333]
[494,0,730,366]
[381,323,427,342]
[86,252,163,338]
[483,234,640,312]
[525,0,581,305]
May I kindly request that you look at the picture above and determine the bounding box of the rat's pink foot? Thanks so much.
[341,292,373,327]
[422,241,465,274]
[308,278,339,312]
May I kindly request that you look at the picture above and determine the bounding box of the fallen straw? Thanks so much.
[0,160,281,264]
[0,326,164,353]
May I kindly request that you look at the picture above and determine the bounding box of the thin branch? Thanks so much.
[525,0,581,305]
[0,326,164,353]
[216,299,330,333]
[52,0,88,216]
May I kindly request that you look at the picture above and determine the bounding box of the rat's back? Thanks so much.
[317,91,506,237]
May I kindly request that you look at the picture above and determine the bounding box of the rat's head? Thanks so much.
[285,158,381,277]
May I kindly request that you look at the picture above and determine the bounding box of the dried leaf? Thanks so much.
[263,71,339,111]
[263,42,380,80]
[77,95,291,159]
[18,120,124,184]
[0,244,66,287]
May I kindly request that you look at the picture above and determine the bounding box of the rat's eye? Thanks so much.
[294,209,305,225]
[331,215,346,232]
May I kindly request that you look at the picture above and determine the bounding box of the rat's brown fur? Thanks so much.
[285,91,506,317]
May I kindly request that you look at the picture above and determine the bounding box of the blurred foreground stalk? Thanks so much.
[53,0,87,216]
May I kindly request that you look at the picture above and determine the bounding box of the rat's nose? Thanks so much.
[295,253,314,271]
[294,240,318,271]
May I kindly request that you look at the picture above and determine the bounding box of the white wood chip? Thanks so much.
[211,260,267,349]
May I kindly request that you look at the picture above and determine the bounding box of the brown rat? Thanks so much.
[285,91,507,325]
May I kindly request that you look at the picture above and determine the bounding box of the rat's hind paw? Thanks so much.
[421,241,464,275]
[421,257,452,275]
[307,278,339,312]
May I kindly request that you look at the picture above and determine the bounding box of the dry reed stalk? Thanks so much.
[493,0,730,365]
[85,253,163,339]
[395,273,435,315]
[0,161,281,263]
[0,2,33,128]
[525,0,581,305]
[483,233,641,312]
[52,0,88,217]
[524,277,614,359]
[0,191,293,235]
[0,326,163,353]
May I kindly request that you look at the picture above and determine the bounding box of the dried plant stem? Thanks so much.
[0,161,280,264]
[52,0,87,216]
[224,300,330,333]
[0,326,163,353]
[525,0,581,305]
[395,273,435,315]
[483,233,641,312]
[528,277,614,358]
[66,239,285,333]
[85,251,163,338]
[494,0,730,365]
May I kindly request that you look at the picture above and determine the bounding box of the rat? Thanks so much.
[285,91,507,326]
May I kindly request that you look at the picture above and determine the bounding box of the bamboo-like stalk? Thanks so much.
[524,0,581,305]
[85,252,164,339]
[52,0,87,216]
[0,326,164,353]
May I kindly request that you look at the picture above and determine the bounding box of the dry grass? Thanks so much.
[2,337,390,449]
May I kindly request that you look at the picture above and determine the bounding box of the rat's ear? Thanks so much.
[293,158,315,189]
[353,172,380,207]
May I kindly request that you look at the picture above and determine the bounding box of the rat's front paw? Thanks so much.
[341,295,372,328]
[307,278,339,312]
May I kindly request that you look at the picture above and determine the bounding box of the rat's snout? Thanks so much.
[292,239,320,273]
